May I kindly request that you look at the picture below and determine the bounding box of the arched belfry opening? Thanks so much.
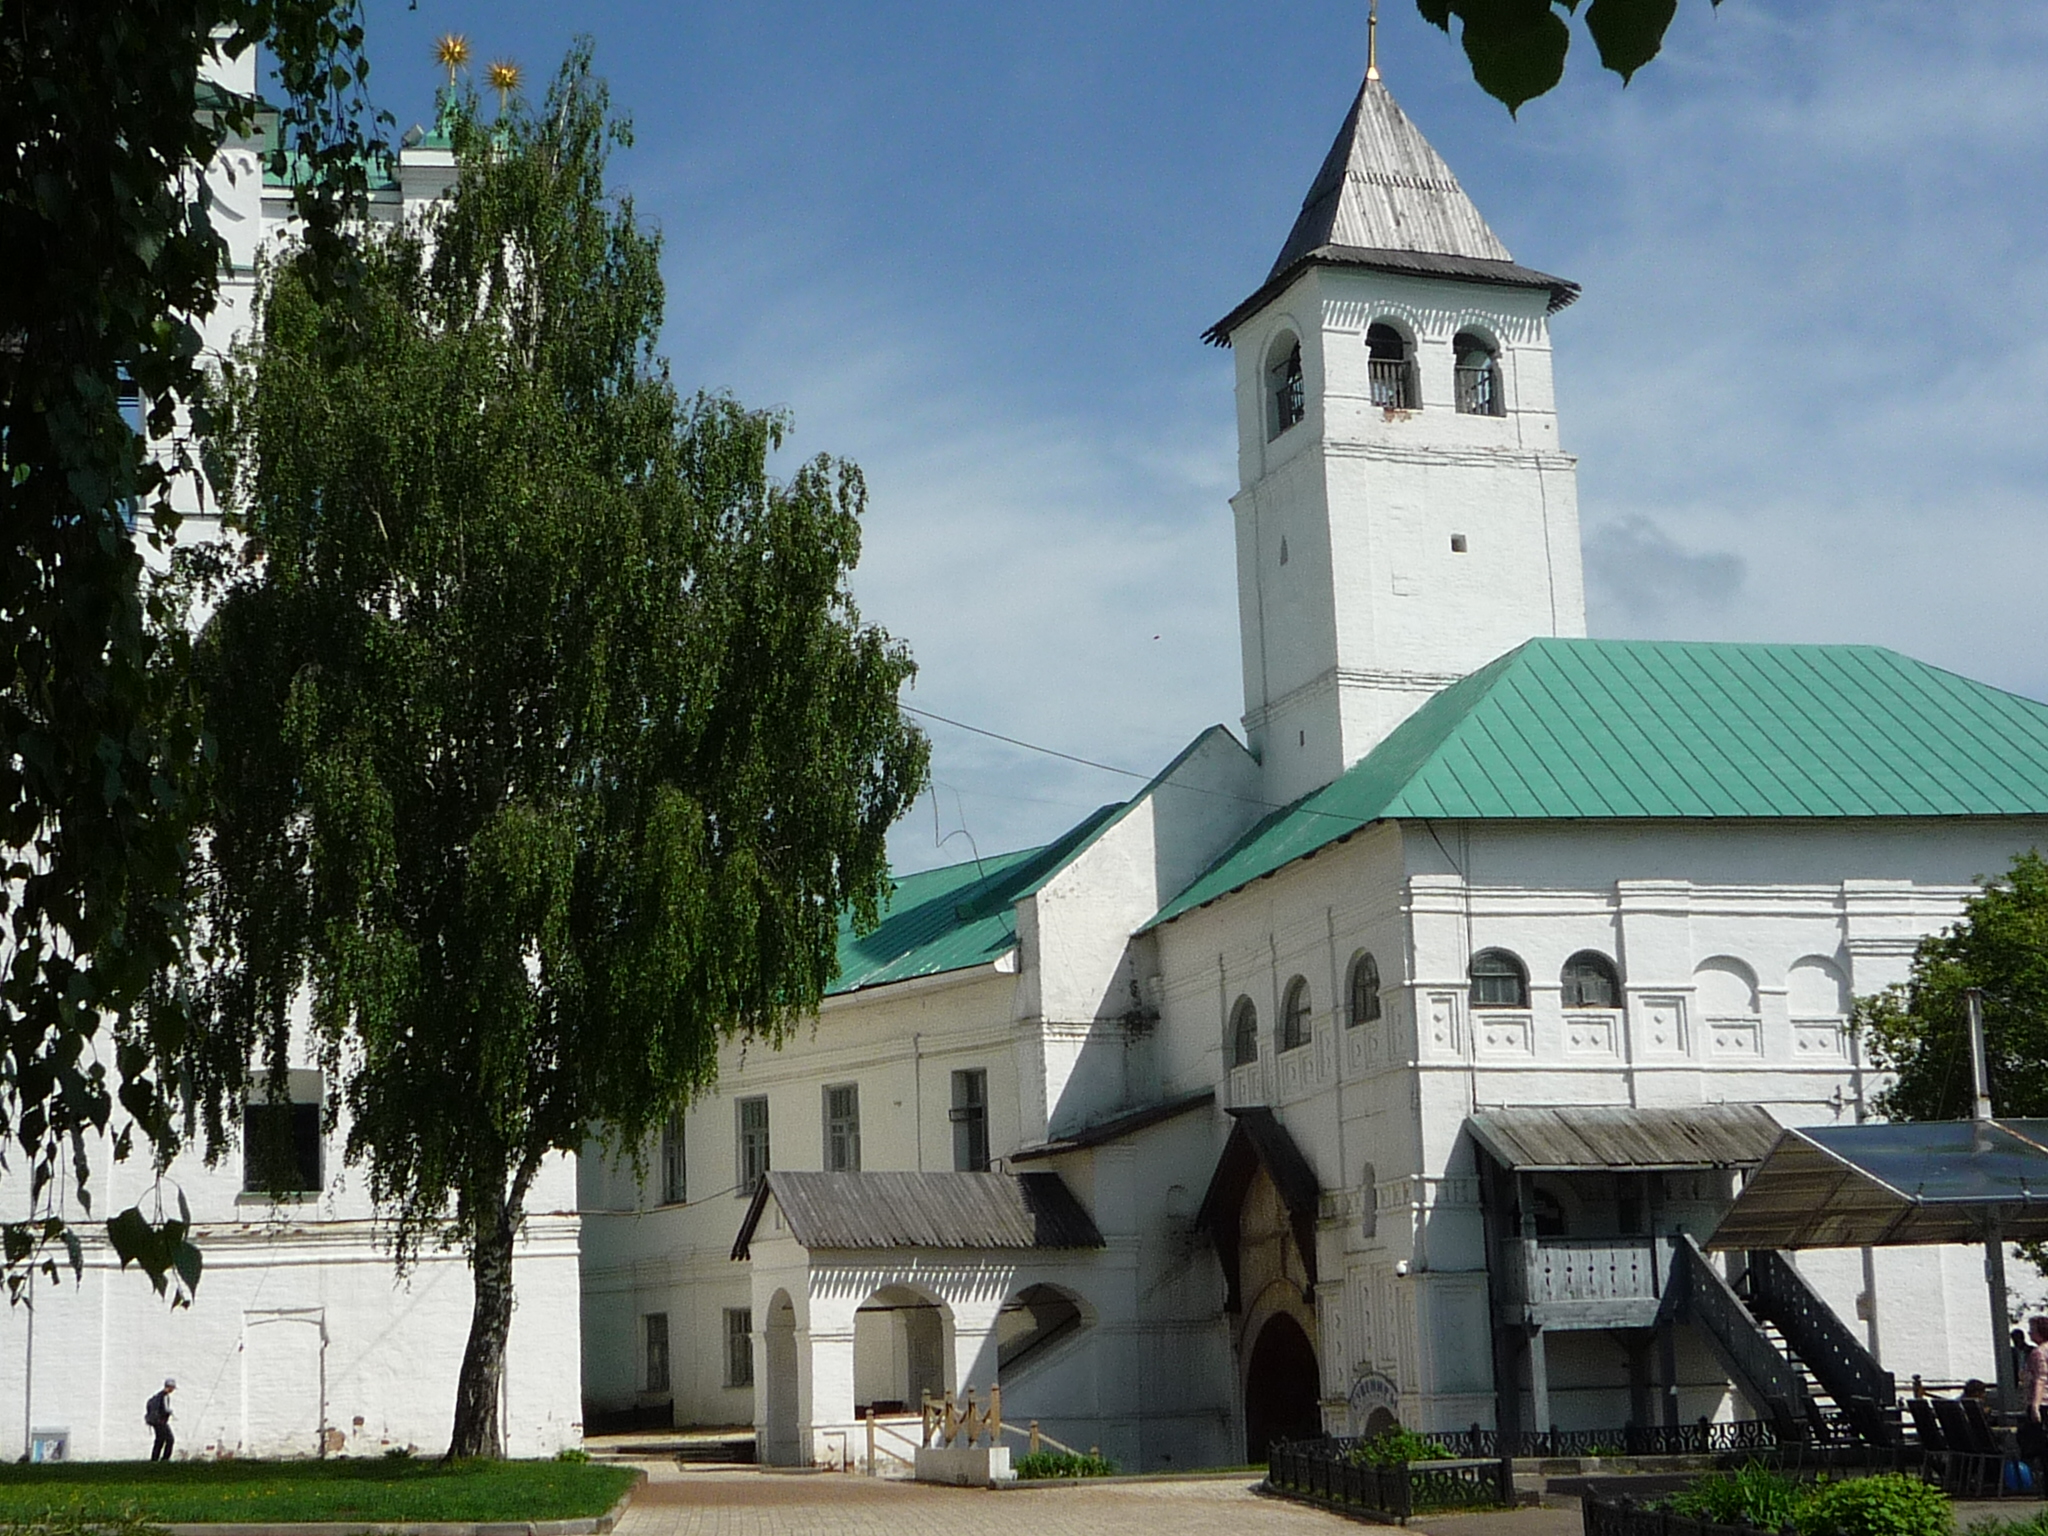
[1197,1108,1327,1455]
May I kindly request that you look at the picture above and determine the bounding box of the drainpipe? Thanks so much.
[1968,989,2017,1414]
[20,1264,32,1461]
[912,1034,924,1173]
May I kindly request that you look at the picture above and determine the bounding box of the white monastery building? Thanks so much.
[581,63,2048,1470]
[9,44,2048,1467]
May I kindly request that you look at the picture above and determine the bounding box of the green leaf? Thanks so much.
[1584,0,1680,82]
[1454,0,1572,114]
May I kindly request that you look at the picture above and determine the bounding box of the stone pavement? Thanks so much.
[612,1463,1587,1536]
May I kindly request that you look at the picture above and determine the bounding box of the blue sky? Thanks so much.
[355,2,2048,873]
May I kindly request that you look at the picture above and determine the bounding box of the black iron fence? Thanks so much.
[1265,1440,1514,1518]
[1441,1419,1787,1460]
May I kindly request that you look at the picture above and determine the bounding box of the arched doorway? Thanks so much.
[762,1290,801,1466]
[852,1284,949,1414]
[1244,1311,1322,1460]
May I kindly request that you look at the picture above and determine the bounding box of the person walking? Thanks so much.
[145,1379,176,1462]
[2018,1318,2048,1479]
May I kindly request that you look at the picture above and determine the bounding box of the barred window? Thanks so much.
[644,1312,670,1394]
[1349,953,1382,1026]
[724,1307,753,1388]
[824,1083,861,1173]
[1469,949,1528,1009]
[950,1069,989,1172]
[736,1097,770,1196]
[1229,996,1260,1067]
[1280,977,1312,1051]
[659,1111,686,1205]
[1561,951,1621,1009]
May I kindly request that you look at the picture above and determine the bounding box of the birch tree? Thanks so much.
[189,45,927,1456]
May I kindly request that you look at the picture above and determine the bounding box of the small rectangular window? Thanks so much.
[824,1084,861,1173]
[725,1307,754,1388]
[950,1069,989,1173]
[644,1312,670,1394]
[242,1093,321,1195]
[660,1112,686,1205]
[737,1096,770,1196]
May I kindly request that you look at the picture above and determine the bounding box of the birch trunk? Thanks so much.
[447,1195,519,1459]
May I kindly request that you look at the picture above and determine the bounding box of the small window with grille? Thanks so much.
[824,1083,861,1172]
[659,1111,686,1205]
[1280,977,1312,1052]
[950,1069,989,1172]
[724,1307,753,1388]
[1561,951,1622,1009]
[644,1312,671,1394]
[1469,948,1529,1009]
[736,1096,770,1196]
[1229,996,1259,1067]
[1349,953,1382,1026]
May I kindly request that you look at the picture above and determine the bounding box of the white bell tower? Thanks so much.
[1209,62,1587,807]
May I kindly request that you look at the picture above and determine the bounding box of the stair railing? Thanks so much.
[1670,1234,1810,1419]
[1745,1249,1898,1444]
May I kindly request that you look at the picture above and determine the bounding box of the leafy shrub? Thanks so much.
[1664,1464,1808,1529]
[1345,1427,1452,1468]
[1798,1475,1950,1536]
[1014,1451,1117,1480]
[554,1447,592,1464]
[1663,1468,1951,1536]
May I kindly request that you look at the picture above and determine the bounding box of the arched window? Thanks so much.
[1469,948,1528,1009]
[1453,330,1504,417]
[1229,996,1260,1067]
[1280,977,1312,1051]
[1267,334,1305,439]
[1561,951,1621,1009]
[1530,1183,1568,1238]
[1366,321,1417,410]
[1349,952,1382,1026]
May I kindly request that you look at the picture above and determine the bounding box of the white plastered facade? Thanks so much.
[0,42,582,1461]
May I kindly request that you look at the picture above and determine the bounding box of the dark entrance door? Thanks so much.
[1244,1311,1322,1460]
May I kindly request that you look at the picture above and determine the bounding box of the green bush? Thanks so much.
[554,1448,591,1464]
[1663,1468,1951,1536]
[1664,1463,1808,1529]
[1344,1427,1452,1468]
[1014,1450,1117,1480]
[1799,1475,1951,1536]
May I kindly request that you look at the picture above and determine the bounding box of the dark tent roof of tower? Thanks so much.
[1206,75,1577,344]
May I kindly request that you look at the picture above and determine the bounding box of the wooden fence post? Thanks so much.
[1030,1420,1041,1456]
[866,1408,876,1476]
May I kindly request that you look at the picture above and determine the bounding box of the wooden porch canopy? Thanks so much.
[1466,1104,1783,1173]
[1706,1119,2048,1251]
[730,1170,1104,1260]
[1196,1107,1322,1307]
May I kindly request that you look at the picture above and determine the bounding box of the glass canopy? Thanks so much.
[1706,1119,2048,1251]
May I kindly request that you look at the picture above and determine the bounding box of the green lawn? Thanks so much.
[0,1458,638,1525]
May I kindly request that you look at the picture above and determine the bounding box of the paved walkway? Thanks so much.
[613,1463,1587,1536]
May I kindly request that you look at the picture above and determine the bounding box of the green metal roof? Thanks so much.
[1149,637,2048,927]
[829,804,1122,996]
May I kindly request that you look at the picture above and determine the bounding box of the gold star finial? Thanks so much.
[488,59,523,114]
[434,33,470,88]
[1367,0,1381,81]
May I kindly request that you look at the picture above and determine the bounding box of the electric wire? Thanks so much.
[899,703,1373,829]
